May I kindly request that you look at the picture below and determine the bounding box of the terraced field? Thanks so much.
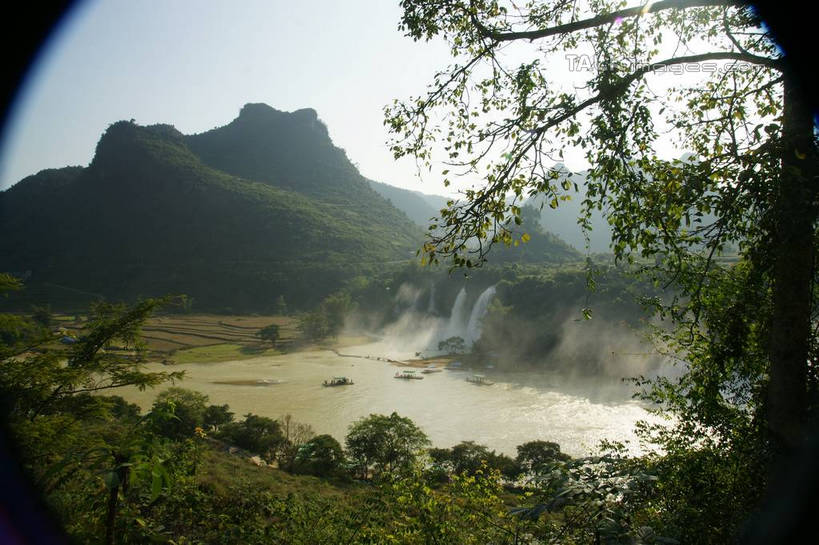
[54,313,375,364]
[54,314,298,363]
[144,315,300,362]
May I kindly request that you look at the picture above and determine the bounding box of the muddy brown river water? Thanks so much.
[119,343,664,457]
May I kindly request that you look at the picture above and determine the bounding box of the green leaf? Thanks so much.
[103,470,120,490]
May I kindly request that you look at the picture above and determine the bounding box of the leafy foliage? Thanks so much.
[298,290,357,341]
[516,440,571,474]
[438,335,466,354]
[256,323,280,344]
[150,387,209,440]
[1,297,184,420]
[218,413,286,463]
[345,412,430,479]
[292,434,345,477]
[388,1,818,542]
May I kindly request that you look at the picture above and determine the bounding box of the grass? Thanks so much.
[171,343,280,364]
[199,441,361,499]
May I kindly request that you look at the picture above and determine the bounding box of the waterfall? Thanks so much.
[465,285,496,345]
[426,284,436,315]
[444,287,469,339]
[411,289,422,312]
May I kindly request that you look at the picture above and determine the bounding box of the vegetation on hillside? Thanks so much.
[0,293,678,544]
[0,109,421,313]
[386,0,818,542]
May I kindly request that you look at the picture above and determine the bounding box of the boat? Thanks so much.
[323,376,353,387]
[466,374,494,386]
[421,367,442,374]
[394,370,424,380]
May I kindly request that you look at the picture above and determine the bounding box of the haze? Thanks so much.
[0,0,455,194]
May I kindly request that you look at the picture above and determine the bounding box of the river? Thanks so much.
[118,344,664,457]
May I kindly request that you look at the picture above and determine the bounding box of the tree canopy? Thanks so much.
[389,0,816,450]
[345,412,430,479]
[388,2,817,538]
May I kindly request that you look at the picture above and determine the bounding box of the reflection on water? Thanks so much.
[118,344,664,457]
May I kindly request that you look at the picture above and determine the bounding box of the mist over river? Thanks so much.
[119,344,664,457]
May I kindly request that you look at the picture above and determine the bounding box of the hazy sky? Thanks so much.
[0,0,457,193]
[0,0,706,196]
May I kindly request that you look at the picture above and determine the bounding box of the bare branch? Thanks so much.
[471,0,734,42]
[532,51,781,136]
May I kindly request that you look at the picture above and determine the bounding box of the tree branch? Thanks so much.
[532,51,781,136]
[471,0,734,42]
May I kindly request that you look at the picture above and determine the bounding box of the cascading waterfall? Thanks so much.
[411,289,422,312]
[443,287,469,340]
[383,283,498,355]
[464,285,496,345]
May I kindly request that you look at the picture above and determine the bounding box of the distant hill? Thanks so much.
[524,161,720,254]
[524,166,613,254]
[490,204,582,264]
[367,179,450,227]
[0,107,422,311]
[367,177,581,263]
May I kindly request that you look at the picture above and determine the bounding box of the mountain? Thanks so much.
[0,107,422,311]
[367,177,581,262]
[366,178,580,263]
[524,166,613,253]
[490,204,582,264]
[367,179,450,227]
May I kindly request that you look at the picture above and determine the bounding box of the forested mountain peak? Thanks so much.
[237,103,320,125]
[184,103,421,242]
[185,104,349,197]
[0,108,421,311]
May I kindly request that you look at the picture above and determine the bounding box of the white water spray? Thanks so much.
[465,285,496,345]
[444,287,469,339]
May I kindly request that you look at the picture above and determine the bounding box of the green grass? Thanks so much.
[199,442,361,499]
[170,343,280,364]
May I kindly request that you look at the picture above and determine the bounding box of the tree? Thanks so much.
[203,403,234,429]
[150,387,209,439]
[516,440,571,474]
[278,413,316,471]
[293,434,345,477]
[321,291,356,337]
[0,292,183,545]
[437,335,466,354]
[257,323,280,344]
[445,440,521,479]
[1,297,183,420]
[388,0,816,461]
[345,412,430,479]
[218,413,285,463]
[298,311,330,341]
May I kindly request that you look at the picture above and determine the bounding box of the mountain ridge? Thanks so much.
[0,107,421,311]
[1,104,591,311]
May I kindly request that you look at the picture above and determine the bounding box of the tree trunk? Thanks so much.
[768,71,818,454]
[104,480,119,545]
[104,461,129,545]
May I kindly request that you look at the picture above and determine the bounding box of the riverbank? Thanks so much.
[330,348,458,370]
